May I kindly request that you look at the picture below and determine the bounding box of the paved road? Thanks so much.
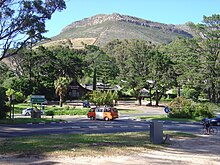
[0,103,210,138]
[0,118,203,138]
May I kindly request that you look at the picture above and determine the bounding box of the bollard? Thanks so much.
[150,121,163,144]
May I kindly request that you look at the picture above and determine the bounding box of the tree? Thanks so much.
[199,15,220,103]
[189,14,220,103]
[0,0,66,61]
[0,62,14,85]
[83,45,118,90]
[148,49,175,106]
[0,87,9,119]
[52,46,84,79]
[4,46,84,99]
[104,39,154,105]
[89,90,118,106]
[161,38,202,97]
[54,76,71,107]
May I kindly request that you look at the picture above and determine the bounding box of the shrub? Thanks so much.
[0,87,8,119]
[89,90,118,106]
[15,92,25,103]
[182,87,200,101]
[193,103,215,118]
[168,97,216,119]
[45,107,89,116]
[45,110,55,116]
[168,97,194,118]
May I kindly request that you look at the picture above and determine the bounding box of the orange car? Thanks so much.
[87,107,119,121]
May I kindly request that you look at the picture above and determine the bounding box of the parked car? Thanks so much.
[87,107,119,121]
[22,108,44,116]
[83,100,90,108]
[210,116,220,126]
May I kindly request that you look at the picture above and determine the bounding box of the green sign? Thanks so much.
[31,95,46,103]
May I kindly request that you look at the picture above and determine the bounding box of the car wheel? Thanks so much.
[104,117,109,121]
[25,112,30,116]
[217,122,220,126]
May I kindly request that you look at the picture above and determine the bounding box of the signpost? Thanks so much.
[164,106,170,113]
[11,95,15,120]
[9,94,15,120]
[30,95,46,118]
[30,95,46,103]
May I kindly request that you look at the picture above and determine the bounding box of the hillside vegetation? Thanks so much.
[43,13,194,48]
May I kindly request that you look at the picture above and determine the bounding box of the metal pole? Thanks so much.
[11,95,15,120]
[9,96,12,119]
[12,100,14,120]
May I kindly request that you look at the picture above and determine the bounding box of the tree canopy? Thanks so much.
[1,13,220,107]
[0,0,66,61]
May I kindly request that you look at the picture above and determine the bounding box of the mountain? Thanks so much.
[43,13,194,48]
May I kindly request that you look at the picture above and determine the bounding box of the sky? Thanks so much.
[45,0,220,38]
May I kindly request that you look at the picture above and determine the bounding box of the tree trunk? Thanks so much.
[217,91,220,103]
[155,90,159,106]
[211,82,216,103]
[177,86,181,97]
[208,87,211,102]
[138,97,142,106]
[93,67,96,90]
[149,88,152,106]
[59,97,63,107]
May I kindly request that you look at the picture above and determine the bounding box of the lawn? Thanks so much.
[0,132,196,157]
[14,103,90,116]
[0,118,64,124]
[118,109,145,114]
[138,115,202,122]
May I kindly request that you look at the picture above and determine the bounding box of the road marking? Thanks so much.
[171,121,180,124]
[72,126,81,129]
[134,125,143,128]
[89,126,98,128]
[105,126,113,128]
[120,126,128,128]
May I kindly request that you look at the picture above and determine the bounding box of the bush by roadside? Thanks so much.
[168,97,215,119]
[13,104,90,116]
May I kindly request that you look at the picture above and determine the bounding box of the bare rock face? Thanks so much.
[61,13,192,37]
[62,13,124,31]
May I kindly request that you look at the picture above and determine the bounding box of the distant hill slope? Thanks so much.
[43,13,194,48]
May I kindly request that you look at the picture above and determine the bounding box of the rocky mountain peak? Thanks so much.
[61,13,124,32]
[61,13,192,38]
[61,13,161,32]
[48,13,194,48]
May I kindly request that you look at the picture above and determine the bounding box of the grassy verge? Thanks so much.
[118,109,145,114]
[138,115,202,122]
[0,118,64,124]
[0,132,196,157]
[14,103,89,116]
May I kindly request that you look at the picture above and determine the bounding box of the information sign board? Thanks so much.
[31,95,46,103]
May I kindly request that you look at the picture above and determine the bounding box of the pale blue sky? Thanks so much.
[45,0,220,37]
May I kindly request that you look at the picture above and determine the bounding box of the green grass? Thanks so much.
[138,115,202,122]
[118,109,145,114]
[14,103,90,116]
[0,118,64,124]
[0,132,196,157]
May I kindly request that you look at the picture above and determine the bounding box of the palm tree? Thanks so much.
[54,77,71,107]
